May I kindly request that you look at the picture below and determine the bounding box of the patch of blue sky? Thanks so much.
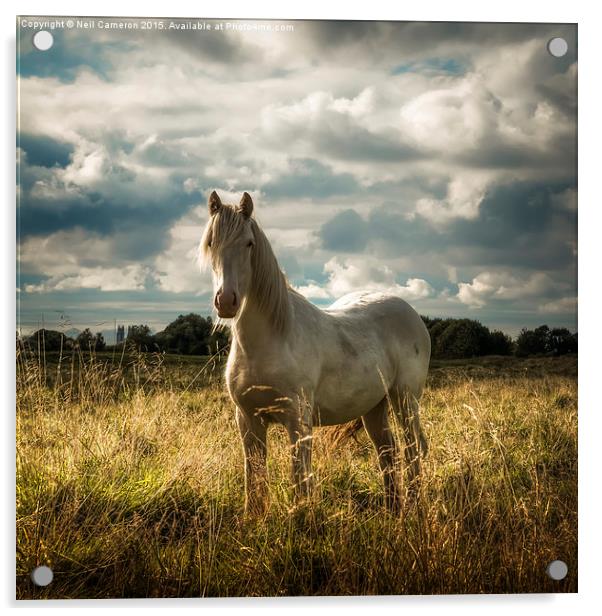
[391,57,468,76]
[17,273,46,291]
[291,263,331,287]
[17,29,133,83]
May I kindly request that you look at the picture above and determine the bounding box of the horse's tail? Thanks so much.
[326,418,364,449]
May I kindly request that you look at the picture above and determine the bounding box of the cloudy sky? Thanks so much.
[17,18,577,339]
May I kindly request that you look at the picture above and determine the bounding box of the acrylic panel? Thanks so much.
[16,16,577,598]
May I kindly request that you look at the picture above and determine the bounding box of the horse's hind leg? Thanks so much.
[392,386,427,495]
[362,398,401,512]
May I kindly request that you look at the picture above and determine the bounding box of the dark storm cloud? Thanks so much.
[135,139,207,168]
[314,126,423,162]
[262,158,360,200]
[18,195,192,261]
[454,132,577,173]
[18,161,202,262]
[317,180,576,273]
[18,133,74,168]
[17,156,58,193]
[318,209,369,252]
[159,26,264,65]
[537,83,577,117]
[301,20,576,65]
[311,20,574,51]
[446,181,577,271]
[368,205,436,254]
[317,203,431,255]
[19,195,112,235]
[368,176,449,204]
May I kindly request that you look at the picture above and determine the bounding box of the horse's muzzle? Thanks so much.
[215,288,239,318]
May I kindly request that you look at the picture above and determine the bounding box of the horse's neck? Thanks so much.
[231,230,322,353]
[232,291,290,353]
[233,288,325,357]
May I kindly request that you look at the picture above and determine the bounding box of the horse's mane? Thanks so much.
[200,205,293,334]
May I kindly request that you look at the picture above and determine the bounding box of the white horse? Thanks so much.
[200,191,430,514]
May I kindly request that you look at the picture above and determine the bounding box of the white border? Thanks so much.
[3,1,601,614]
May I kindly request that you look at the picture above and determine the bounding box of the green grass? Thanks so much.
[16,350,577,598]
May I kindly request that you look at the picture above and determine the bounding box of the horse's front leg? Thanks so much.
[235,407,268,516]
[284,393,314,503]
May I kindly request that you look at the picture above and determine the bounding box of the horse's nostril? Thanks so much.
[215,288,238,315]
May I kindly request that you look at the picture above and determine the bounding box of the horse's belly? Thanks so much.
[313,364,392,426]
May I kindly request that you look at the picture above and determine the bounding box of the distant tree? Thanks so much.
[427,318,453,357]
[434,319,492,359]
[74,328,107,351]
[420,315,574,359]
[487,330,514,356]
[548,327,577,355]
[153,314,213,355]
[27,329,71,352]
[126,325,153,351]
[515,325,551,357]
[76,328,95,350]
[420,315,440,330]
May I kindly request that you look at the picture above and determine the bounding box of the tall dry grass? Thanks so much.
[16,345,577,598]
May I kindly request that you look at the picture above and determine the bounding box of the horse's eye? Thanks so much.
[247,241,254,248]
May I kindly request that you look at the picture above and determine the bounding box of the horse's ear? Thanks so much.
[237,192,254,218]
[208,191,222,215]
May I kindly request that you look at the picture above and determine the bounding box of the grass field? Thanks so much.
[16,347,577,598]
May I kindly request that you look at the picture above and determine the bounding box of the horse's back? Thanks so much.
[323,291,431,395]
[327,292,429,351]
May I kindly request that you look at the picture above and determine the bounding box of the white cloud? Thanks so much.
[399,74,500,154]
[295,282,332,300]
[259,87,419,171]
[413,174,490,224]
[25,265,149,293]
[395,278,435,301]
[154,206,212,295]
[538,296,577,314]
[60,144,107,187]
[296,256,435,302]
[457,271,567,308]
[19,228,161,294]
[20,229,117,275]
[262,89,374,137]
[328,87,376,118]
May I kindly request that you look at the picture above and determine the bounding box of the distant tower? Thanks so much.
[116,325,125,344]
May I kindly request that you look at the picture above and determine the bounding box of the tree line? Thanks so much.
[421,317,577,359]
[21,313,577,360]
[21,314,229,356]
